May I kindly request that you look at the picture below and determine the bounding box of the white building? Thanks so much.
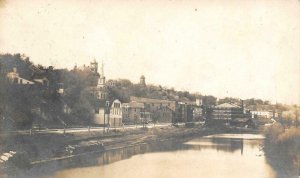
[6,67,34,85]
[110,99,123,127]
[250,110,277,119]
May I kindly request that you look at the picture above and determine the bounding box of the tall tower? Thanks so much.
[140,75,146,86]
[98,61,106,86]
[97,61,107,100]
[90,59,98,73]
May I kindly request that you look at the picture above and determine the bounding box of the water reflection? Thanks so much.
[13,134,281,178]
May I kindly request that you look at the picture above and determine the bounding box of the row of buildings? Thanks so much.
[85,60,278,128]
[4,59,278,128]
[84,60,203,127]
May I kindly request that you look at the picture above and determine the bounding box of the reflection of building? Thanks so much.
[110,99,122,127]
[212,103,244,120]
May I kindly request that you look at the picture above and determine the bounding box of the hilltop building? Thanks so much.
[6,67,34,85]
[139,75,146,86]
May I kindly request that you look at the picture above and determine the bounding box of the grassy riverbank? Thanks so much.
[263,124,300,177]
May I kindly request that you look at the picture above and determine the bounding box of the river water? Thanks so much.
[18,133,295,178]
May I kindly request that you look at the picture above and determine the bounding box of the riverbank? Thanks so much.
[0,124,258,174]
[263,124,300,178]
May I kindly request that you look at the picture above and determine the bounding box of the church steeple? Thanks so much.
[100,61,104,77]
[98,61,106,86]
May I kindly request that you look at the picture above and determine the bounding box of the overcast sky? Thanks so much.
[0,0,300,104]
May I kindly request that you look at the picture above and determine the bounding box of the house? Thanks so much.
[6,67,34,85]
[110,99,122,127]
[122,102,144,124]
[31,73,49,86]
[94,100,110,125]
[212,103,244,121]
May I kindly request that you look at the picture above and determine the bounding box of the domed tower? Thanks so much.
[140,75,146,86]
[90,59,98,73]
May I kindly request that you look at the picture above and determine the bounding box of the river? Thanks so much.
[15,133,298,178]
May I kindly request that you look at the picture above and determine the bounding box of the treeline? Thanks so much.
[0,53,293,130]
[107,78,218,105]
[0,54,97,129]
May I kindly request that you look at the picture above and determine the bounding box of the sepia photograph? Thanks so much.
[0,0,300,177]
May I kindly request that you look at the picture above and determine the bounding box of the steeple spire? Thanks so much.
[100,61,104,77]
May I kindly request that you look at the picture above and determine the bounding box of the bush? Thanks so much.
[263,123,285,143]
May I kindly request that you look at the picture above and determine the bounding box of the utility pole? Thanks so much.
[103,105,105,134]
[295,105,299,127]
[104,101,110,134]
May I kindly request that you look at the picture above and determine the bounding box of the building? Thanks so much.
[192,106,203,121]
[153,106,174,123]
[6,67,35,85]
[122,102,145,124]
[110,99,123,127]
[250,110,277,119]
[89,61,108,100]
[31,73,49,86]
[130,96,199,123]
[130,96,176,112]
[94,101,110,125]
[139,75,146,86]
[106,79,116,87]
[140,111,152,123]
[85,60,110,125]
[212,103,244,121]
[176,102,193,123]
[230,118,255,128]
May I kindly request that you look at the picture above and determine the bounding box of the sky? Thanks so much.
[0,0,300,104]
